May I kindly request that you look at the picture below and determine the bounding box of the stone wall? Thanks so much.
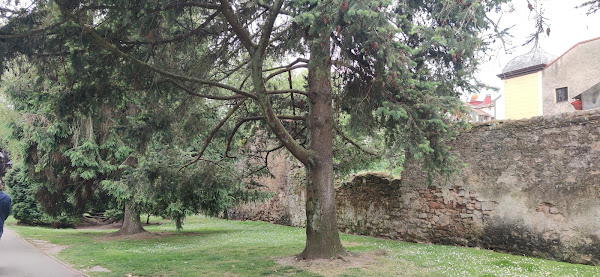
[230,109,600,265]
[229,152,307,227]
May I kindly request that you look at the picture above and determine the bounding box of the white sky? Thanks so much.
[475,0,600,99]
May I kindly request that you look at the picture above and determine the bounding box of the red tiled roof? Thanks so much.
[473,108,491,117]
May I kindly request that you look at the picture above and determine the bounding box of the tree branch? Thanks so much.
[216,59,250,83]
[265,64,308,82]
[255,2,292,16]
[257,0,284,56]
[264,58,309,72]
[119,11,220,45]
[0,7,19,14]
[181,98,248,170]
[243,143,285,178]
[225,115,306,158]
[170,81,245,100]
[330,33,371,70]
[219,0,256,52]
[83,2,221,12]
[0,19,68,39]
[61,10,258,100]
[267,89,308,96]
[247,0,310,166]
[160,2,221,10]
[333,124,379,156]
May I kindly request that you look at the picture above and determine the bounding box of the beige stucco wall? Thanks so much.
[581,82,600,110]
[504,72,541,119]
[542,38,600,115]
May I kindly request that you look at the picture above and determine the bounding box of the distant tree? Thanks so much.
[0,31,245,234]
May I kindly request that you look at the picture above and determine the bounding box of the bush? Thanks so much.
[3,164,45,225]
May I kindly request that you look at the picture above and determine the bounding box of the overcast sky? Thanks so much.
[476,0,600,98]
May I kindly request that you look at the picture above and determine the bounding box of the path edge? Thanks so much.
[6,227,91,277]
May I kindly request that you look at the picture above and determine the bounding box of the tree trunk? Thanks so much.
[299,32,348,259]
[114,201,145,235]
[175,215,183,233]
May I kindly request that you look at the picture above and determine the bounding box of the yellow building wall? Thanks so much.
[504,73,540,120]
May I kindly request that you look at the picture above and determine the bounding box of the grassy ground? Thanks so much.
[5,216,600,277]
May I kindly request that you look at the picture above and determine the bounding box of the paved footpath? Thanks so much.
[0,228,85,277]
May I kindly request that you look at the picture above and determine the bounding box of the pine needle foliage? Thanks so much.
[1,0,509,256]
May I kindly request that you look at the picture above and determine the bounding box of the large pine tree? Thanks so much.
[1,0,507,258]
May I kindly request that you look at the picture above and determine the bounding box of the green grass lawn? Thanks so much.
[5,216,600,276]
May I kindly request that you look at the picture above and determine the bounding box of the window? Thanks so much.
[556,87,568,103]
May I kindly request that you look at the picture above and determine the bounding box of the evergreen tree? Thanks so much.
[1,0,508,258]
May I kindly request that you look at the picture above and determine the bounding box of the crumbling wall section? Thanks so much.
[337,110,600,265]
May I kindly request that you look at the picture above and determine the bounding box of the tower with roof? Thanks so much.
[497,45,556,120]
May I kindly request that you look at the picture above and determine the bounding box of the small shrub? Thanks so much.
[3,164,45,225]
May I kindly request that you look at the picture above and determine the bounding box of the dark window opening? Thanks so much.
[556,87,568,103]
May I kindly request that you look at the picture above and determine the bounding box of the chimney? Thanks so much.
[484,94,492,105]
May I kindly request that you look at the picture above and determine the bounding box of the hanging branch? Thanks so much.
[0,19,68,39]
[224,115,307,158]
[60,9,258,100]
[119,11,221,45]
[243,144,286,179]
[219,0,257,52]
[170,81,247,100]
[265,64,308,82]
[219,0,310,165]
[181,98,248,170]
[333,124,380,156]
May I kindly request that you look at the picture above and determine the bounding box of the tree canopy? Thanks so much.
[1,0,510,259]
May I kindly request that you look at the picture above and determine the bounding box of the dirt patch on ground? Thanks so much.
[76,222,162,230]
[29,239,69,255]
[276,250,391,276]
[96,231,203,241]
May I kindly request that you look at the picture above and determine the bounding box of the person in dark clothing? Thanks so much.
[0,182,11,240]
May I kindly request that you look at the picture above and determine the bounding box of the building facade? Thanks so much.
[498,37,600,119]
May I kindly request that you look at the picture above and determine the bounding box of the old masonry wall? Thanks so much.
[230,109,600,265]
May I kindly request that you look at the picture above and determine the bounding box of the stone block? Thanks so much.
[429,201,444,209]
[436,225,450,230]
[536,205,550,214]
[481,201,495,211]
[439,215,451,226]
